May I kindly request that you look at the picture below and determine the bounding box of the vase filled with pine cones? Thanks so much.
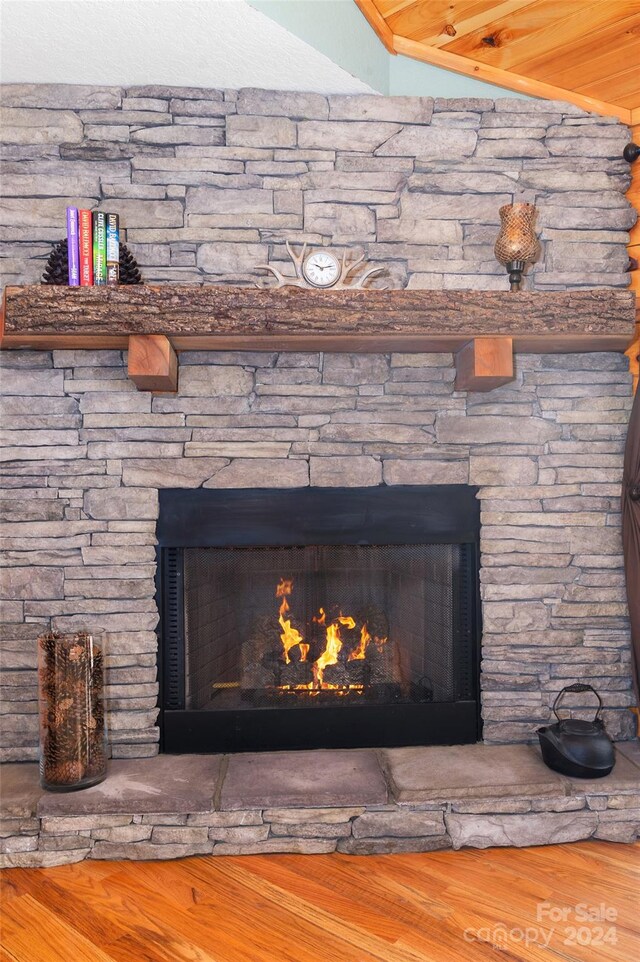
[37,631,108,791]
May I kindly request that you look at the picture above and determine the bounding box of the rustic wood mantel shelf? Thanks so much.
[1,285,636,393]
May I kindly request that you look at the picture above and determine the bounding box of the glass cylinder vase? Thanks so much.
[38,631,107,791]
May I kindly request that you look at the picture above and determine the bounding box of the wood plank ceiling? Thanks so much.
[355,0,640,121]
[355,0,640,379]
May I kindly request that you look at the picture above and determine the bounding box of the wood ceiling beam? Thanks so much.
[354,0,397,53]
[392,34,632,123]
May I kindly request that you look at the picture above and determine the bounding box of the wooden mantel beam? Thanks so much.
[2,286,634,393]
[0,287,635,355]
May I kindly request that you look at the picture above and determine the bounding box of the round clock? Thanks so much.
[302,250,341,288]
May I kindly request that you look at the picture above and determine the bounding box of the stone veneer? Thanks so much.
[0,84,635,290]
[0,347,635,760]
[0,85,636,763]
[2,745,639,867]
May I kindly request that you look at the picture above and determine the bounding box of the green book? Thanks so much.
[92,211,107,286]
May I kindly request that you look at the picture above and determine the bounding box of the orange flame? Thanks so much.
[312,615,356,687]
[337,615,356,630]
[313,621,343,688]
[276,578,293,600]
[276,577,305,664]
[274,581,384,689]
[348,622,371,661]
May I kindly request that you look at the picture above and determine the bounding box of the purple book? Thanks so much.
[66,206,80,286]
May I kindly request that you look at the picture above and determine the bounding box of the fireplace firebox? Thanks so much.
[157,486,481,753]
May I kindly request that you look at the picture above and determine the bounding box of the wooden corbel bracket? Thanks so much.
[127,334,178,392]
[454,337,514,392]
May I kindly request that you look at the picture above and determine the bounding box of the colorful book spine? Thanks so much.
[92,212,107,286]
[66,207,80,286]
[78,209,93,286]
[105,213,119,286]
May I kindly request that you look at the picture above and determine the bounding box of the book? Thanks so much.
[105,212,119,286]
[78,209,93,286]
[92,211,107,286]
[66,207,80,286]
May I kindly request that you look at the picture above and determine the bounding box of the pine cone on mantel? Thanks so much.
[41,238,143,285]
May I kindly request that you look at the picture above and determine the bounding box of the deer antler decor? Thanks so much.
[256,241,388,290]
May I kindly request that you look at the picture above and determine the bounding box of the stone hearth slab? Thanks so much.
[563,746,640,796]
[36,755,223,816]
[2,743,639,867]
[220,749,387,810]
[616,741,640,770]
[382,744,566,803]
[0,764,42,818]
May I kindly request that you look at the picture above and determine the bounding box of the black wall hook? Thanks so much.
[623,142,640,163]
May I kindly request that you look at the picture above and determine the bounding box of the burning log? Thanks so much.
[240,581,405,702]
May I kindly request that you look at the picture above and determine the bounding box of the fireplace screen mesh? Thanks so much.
[182,544,468,711]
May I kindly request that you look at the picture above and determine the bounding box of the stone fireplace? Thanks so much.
[3,342,640,865]
[1,344,636,763]
[1,84,639,863]
[156,485,479,753]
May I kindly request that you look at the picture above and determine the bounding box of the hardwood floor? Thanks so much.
[1,842,638,962]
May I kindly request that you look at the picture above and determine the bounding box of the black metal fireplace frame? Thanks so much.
[156,486,482,753]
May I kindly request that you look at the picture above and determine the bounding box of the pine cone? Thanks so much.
[41,239,69,284]
[118,245,143,284]
[41,238,143,284]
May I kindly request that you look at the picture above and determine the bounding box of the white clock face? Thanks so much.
[302,251,340,288]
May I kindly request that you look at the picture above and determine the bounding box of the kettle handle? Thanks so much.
[553,683,603,722]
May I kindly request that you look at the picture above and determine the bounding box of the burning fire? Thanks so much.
[349,623,371,661]
[274,579,387,691]
[276,577,308,664]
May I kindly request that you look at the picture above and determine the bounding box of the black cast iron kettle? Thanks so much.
[537,683,615,778]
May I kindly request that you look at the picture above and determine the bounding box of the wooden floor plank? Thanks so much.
[104,858,384,962]
[1,842,637,962]
[0,894,117,962]
[0,948,20,962]
[0,869,169,952]
[208,853,469,960]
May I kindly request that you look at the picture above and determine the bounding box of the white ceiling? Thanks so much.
[0,0,374,92]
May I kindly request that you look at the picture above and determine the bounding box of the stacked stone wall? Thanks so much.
[0,348,634,760]
[0,84,635,289]
[0,85,635,760]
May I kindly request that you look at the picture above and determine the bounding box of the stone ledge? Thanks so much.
[36,754,223,816]
[1,743,639,866]
[382,743,640,803]
[220,749,388,810]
